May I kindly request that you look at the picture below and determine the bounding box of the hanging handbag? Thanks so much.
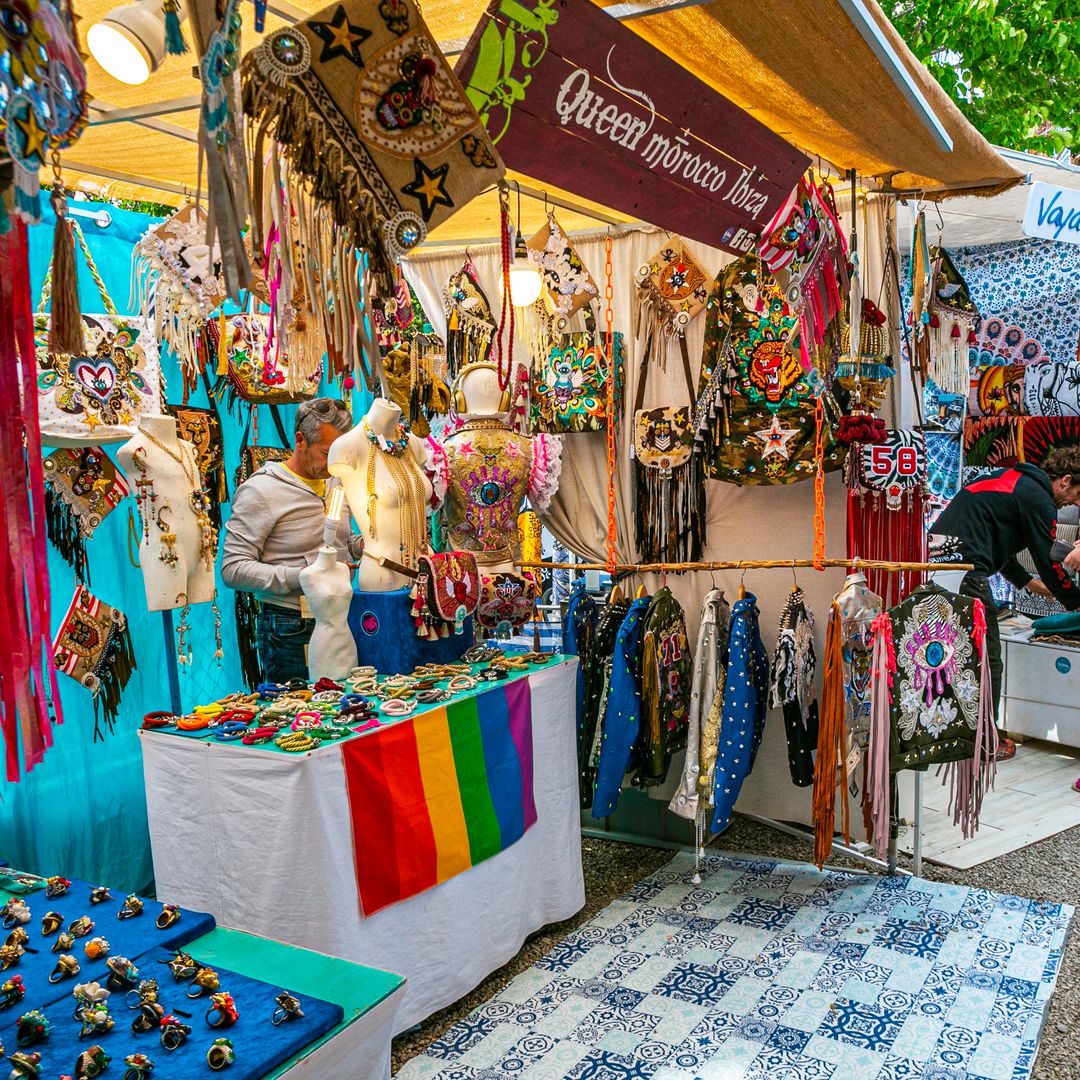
[210,305,319,409]
[526,212,598,318]
[233,407,292,488]
[475,570,539,637]
[410,552,480,640]
[36,220,163,448]
[166,396,228,529]
[530,305,625,434]
[631,338,706,563]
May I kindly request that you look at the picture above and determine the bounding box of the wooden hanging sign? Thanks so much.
[455,0,809,253]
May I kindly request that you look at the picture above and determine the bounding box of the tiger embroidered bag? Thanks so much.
[36,220,162,447]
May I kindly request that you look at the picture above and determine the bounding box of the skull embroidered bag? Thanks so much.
[36,221,162,448]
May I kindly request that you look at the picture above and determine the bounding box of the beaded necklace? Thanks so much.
[364,431,428,568]
[362,418,411,456]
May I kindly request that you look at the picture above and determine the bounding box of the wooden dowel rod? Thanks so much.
[517,559,972,574]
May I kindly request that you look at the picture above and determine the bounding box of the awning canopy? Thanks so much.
[66,0,1022,242]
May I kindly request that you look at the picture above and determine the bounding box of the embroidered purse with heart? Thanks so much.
[36,221,162,448]
[410,552,480,640]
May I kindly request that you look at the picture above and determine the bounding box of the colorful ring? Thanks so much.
[45,876,71,898]
[0,972,26,1005]
[105,955,139,989]
[89,886,112,905]
[159,1014,191,1050]
[0,942,25,969]
[160,951,197,980]
[67,916,94,939]
[41,911,63,936]
[186,967,219,997]
[126,978,159,1008]
[155,905,181,930]
[15,1008,51,1048]
[1,899,31,929]
[52,931,75,954]
[6,1050,42,1077]
[122,1051,155,1080]
[271,991,304,1025]
[118,895,144,920]
[130,999,164,1034]
[205,991,238,1029]
[5,927,29,951]
[83,936,110,961]
[207,1036,235,1070]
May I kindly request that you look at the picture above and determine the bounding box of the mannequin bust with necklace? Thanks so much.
[117,414,217,611]
[430,363,562,576]
[327,397,434,591]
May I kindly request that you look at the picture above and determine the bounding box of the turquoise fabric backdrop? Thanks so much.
[0,201,370,892]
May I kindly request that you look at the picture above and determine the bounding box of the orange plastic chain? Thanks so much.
[812,395,826,570]
[604,235,617,575]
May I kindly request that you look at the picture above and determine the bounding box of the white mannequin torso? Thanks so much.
[328,398,432,591]
[117,415,216,611]
[299,546,358,680]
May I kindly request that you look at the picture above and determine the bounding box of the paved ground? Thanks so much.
[391,816,1079,1078]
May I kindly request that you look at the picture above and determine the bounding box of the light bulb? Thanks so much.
[508,254,543,307]
[88,22,152,83]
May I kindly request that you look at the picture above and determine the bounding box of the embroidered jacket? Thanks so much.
[564,582,597,762]
[592,597,651,818]
[710,592,769,834]
[769,587,818,787]
[670,589,730,820]
[636,588,692,789]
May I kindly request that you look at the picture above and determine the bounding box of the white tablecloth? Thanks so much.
[141,659,584,1033]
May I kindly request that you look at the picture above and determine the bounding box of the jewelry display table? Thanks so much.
[140,659,584,1033]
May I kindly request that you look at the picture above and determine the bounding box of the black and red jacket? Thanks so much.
[928,463,1080,611]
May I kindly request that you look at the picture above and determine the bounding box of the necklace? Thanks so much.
[141,429,218,571]
[363,418,411,456]
[365,437,428,568]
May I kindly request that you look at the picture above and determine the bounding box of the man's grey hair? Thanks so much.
[295,398,353,444]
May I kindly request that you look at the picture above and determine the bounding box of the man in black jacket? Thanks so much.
[929,447,1080,735]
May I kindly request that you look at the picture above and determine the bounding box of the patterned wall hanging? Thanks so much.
[1023,360,1080,418]
[42,446,129,582]
[694,255,845,485]
[846,430,927,607]
[964,414,1080,469]
[970,316,1049,369]
[923,430,963,502]
[36,222,163,447]
[759,175,848,369]
[52,584,136,740]
[867,584,997,855]
[443,259,496,374]
[969,361,1027,418]
[132,203,225,396]
[242,0,505,292]
[631,336,705,563]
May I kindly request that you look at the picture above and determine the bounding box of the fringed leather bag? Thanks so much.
[52,584,136,740]
[631,338,705,563]
[43,446,129,584]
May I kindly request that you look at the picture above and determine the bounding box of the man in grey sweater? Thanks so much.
[222,398,363,681]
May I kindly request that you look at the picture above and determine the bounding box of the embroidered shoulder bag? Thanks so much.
[410,551,480,640]
[530,306,625,434]
[36,221,162,447]
[631,337,705,562]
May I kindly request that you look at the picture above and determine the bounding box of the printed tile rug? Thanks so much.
[397,851,1072,1080]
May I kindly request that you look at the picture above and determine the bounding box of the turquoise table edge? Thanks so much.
[187,925,406,1078]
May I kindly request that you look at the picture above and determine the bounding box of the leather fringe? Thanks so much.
[812,603,848,869]
[93,620,137,741]
[633,456,706,564]
[846,488,927,609]
[235,590,261,691]
[45,484,90,585]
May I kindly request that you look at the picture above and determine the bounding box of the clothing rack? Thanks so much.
[561,556,970,877]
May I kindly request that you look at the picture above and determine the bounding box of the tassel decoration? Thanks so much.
[633,456,705,564]
[93,619,137,741]
[48,186,84,355]
[416,55,441,106]
[812,603,848,869]
[163,0,188,54]
[235,591,261,690]
[45,484,90,584]
[867,611,896,858]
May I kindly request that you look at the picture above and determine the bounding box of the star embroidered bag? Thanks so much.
[36,220,163,448]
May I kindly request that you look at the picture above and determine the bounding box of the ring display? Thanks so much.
[48,954,79,983]
[45,876,71,898]
[0,973,25,1005]
[40,911,63,936]
[206,991,238,1028]
[118,895,144,920]
[186,966,219,997]
[122,1051,155,1080]
[271,990,304,1025]
[14,1008,50,1047]
[155,905,181,930]
[159,1013,192,1050]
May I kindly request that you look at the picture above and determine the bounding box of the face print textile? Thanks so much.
[636,588,692,790]
[592,597,651,819]
[578,595,629,809]
[669,589,731,822]
[710,592,769,835]
[768,587,818,788]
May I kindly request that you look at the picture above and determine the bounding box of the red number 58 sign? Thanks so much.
[861,432,925,490]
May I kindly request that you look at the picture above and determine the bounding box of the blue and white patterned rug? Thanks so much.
[398,851,1072,1080]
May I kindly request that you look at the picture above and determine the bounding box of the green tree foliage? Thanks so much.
[891,1,1080,154]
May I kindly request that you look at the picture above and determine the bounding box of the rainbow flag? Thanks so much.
[343,679,536,915]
